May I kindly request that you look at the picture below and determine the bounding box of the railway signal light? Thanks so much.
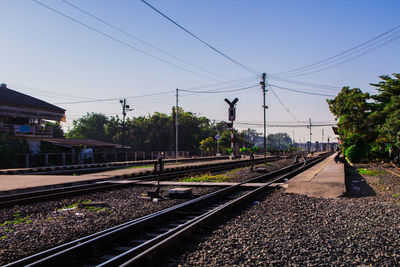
[224,98,238,108]
[229,108,235,121]
[225,98,238,122]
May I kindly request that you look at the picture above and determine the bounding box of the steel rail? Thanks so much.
[0,156,279,208]
[5,154,328,267]
[0,156,230,175]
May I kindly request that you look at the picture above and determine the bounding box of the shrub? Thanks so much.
[345,145,366,163]
[0,144,18,169]
[240,147,250,154]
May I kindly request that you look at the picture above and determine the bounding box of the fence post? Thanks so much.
[134,151,137,161]
[151,151,154,159]
[62,153,66,166]
[45,153,48,166]
[125,152,128,162]
[25,153,29,168]
[143,151,145,160]
[114,151,117,162]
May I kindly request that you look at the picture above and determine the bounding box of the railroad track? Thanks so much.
[0,156,281,208]
[5,155,327,267]
[384,164,400,178]
[0,156,230,175]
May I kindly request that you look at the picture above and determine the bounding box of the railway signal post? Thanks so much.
[224,98,238,159]
[148,156,164,199]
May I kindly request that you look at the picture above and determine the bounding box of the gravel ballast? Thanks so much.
[0,186,219,265]
[6,158,396,266]
[165,165,400,266]
[0,157,296,265]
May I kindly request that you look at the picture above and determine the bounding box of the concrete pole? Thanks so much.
[176,88,179,162]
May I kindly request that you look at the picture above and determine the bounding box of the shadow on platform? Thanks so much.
[345,165,376,198]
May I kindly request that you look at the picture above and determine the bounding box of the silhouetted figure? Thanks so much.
[334,152,341,164]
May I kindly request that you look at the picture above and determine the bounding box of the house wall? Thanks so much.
[27,139,41,154]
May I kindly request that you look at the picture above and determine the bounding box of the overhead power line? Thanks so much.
[289,32,400,77]
[234,122,336,128]
[268,83,336,97]
[8,82,98,101]
[61,0,230,81]
[183,74,260,91]
[276,24,400,77]
[140,0,259,75]
[267,84,301,122]
[32,0,226,82]
[179,85,258,94]
[267,76,341,91]
[54,91,172,105]
[55,83,259,105]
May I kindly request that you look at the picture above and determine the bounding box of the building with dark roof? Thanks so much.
[0,83,66,152]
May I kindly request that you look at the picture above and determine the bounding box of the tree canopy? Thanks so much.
[327,73,400,162]
[67,109,244,154]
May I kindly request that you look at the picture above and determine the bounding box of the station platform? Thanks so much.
[285,153,345,198]
[0,155,274,195]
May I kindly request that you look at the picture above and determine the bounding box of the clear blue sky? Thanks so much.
[1,0,399,143]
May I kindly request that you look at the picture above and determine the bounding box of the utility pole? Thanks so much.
[119,99,133,150]
[260,73,267,159]
[327,136,330,152]
[322,129,324,152]
[175,89,179,162]
[293,130,295,148]
[308,118,312,153]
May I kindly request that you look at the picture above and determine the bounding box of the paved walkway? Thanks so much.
[285,153,346,198]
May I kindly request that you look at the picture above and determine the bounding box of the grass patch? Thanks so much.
[0,235,7,240]
[59,199,112,213]
[180,172,231,183]
[393,193,400,197]
[59,199,92,211]
[0,213,31,226]
[357,168,385,176]
[165,162,184,165]
[124,165,153,169]
[84,206,109,212]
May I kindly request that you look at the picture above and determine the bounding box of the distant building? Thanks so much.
[0,83,66,153]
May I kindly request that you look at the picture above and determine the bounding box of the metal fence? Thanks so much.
[15,150,190,168]
[0,123,52,137]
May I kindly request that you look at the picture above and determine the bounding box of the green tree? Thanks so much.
[199,137,217,156]
[67,113,112,142]
[327,87,372,139]
[370,74,400,158]
[327,74,400,161]
[266,133,293,151]
[44,121,65,138]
